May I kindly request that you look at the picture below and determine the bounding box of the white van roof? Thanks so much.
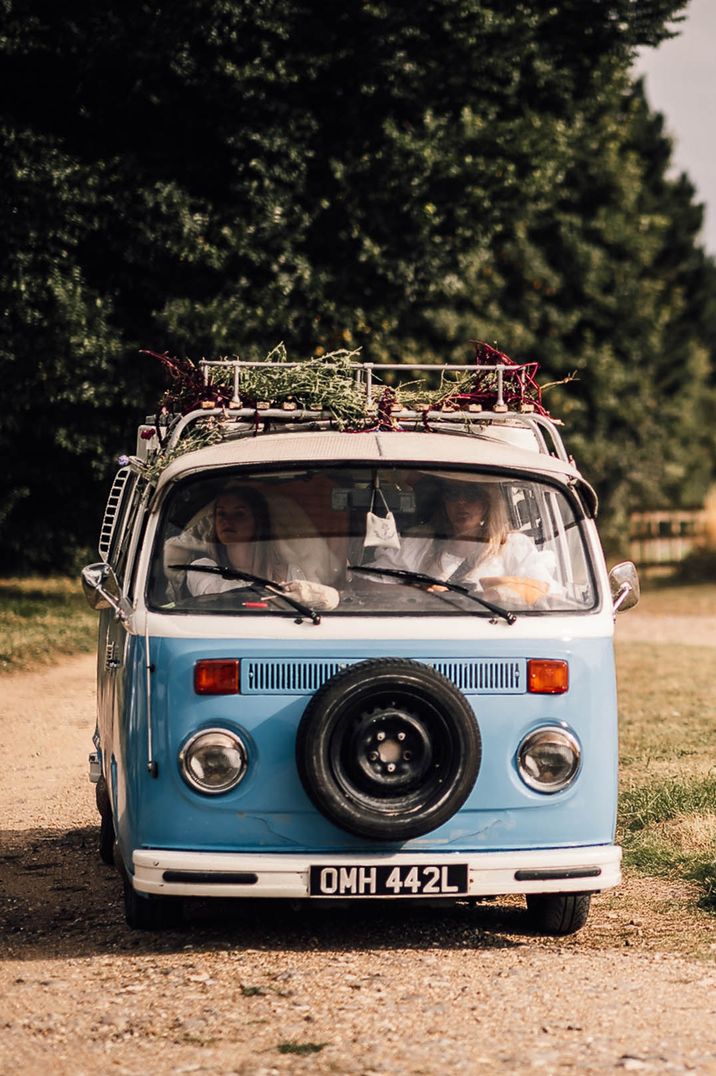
[156,429,584,490]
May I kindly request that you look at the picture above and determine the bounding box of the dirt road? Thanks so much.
[1,647,715,1075]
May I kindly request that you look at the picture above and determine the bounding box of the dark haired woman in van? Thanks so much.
[179,485,340,610]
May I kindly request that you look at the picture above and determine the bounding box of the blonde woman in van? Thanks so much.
[370,479,559,606]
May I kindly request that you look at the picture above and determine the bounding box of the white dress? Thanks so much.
[186,554,305,597]
[164,493,341,608]
[186,556,340,610]
[369,533,560,594]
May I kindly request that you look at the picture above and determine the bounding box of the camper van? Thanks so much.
[82,357,639,933]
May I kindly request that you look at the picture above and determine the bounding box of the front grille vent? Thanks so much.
[432,659,524,693]
[241,658,526,696]
[244,660,351,695]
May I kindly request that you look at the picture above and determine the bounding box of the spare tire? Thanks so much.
[296,658,481,840]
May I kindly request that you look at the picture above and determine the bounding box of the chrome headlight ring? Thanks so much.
[178,727,248,795]
[517,725,581,794]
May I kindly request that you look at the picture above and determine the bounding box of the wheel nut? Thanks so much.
[387,762,396,773]
[376,731,386,741]
[403,751,412,761]
[369,751,379,761]
[397,732,406,741]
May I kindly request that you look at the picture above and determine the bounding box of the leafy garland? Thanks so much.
[126,341,556,481]
[141,343,368,425]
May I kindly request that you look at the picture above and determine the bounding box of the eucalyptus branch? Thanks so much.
[540,372,580,394]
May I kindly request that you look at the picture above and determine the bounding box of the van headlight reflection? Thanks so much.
[179,728,248,794]
[517,726,580,793]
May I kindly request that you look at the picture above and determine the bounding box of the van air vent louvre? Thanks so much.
[241,658,525,696]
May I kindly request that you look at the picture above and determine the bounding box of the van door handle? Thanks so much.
[105,642,122,671]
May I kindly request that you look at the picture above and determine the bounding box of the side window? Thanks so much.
[507,481,595,605]
[542,489,594,601]
[509,483,544,541]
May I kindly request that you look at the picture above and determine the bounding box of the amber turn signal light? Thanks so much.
[194,659,240,695]
[527,659,569,694]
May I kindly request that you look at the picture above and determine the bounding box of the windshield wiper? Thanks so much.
[169,563,321,624]
[348,565,516,625]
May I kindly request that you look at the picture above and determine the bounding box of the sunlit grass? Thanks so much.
[617,787,716,912]
[618,777,716,905]
[616,630,716,911]
[616,641,716,777]
[620,779,716,831]
[0,576,97,673]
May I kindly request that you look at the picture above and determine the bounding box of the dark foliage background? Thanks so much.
[1,0,713,568]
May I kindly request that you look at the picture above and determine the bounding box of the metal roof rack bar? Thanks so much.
[197,359,528,410]
[162,406,569,461]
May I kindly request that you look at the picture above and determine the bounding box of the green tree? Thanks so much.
[0,126,132,568]
[412,75,715,551]
[0,0,693,567]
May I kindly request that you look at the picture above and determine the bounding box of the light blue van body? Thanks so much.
[106,633,617,856]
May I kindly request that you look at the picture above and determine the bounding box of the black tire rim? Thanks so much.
[329,687,459,813]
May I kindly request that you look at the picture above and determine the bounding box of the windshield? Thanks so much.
[147,465,597,616]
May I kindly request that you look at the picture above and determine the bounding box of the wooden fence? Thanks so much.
[629,509,708,566]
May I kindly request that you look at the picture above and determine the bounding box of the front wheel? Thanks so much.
[123,878,184,931]
[99,810,115,865]
[525,893,591,935]
[96,776,114,866]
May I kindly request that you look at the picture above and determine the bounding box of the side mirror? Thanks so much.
[81,562,128,621]
[609,561,640,614]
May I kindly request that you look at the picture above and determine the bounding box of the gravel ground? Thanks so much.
[1,638,715,1075]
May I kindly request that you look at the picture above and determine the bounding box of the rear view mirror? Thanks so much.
[82,562,128,621]
[609,561,640,614]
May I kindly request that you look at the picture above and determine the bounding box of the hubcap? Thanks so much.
[350,706,433,792]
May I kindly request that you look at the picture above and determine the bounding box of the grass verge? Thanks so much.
[619,777,716,910]
[616,629,716,913]
[0,576,97,674]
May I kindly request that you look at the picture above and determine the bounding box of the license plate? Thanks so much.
[309,863,469,898]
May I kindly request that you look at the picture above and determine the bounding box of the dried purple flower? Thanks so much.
[117,454,130,466]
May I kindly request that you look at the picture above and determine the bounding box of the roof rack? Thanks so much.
[138,358,571,464]
[198,358,536,411]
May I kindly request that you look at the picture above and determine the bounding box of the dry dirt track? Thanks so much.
[1,636,716,1075]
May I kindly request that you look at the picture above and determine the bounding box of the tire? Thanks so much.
[95,776,114,866]
[99,810,115,866]
[123,877,184,931]
[525,893,592,935]
[296,658,481,841]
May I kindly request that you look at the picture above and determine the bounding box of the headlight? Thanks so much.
[517,726,580,793]
[179,728,248,794]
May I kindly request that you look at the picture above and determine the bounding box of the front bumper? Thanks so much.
[133,844,621,899]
